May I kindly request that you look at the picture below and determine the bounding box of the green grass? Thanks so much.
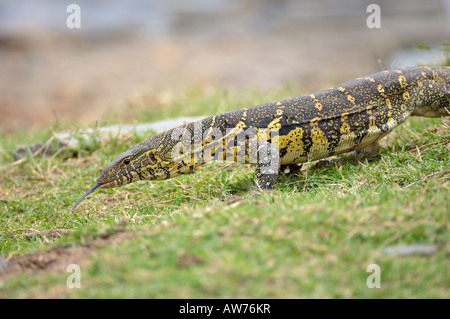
[0,81,449,298]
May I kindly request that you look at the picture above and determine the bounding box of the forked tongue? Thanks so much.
[70,183,102,211]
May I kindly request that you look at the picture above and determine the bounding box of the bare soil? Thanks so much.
[1,230,135,279]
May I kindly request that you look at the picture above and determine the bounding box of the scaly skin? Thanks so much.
[72,66,450,210]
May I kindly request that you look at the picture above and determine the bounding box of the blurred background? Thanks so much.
[0,0,449,133]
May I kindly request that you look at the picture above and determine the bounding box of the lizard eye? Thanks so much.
[123,158,131,165]
[149,153,156,162]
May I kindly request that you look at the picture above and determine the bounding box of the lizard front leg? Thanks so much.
[255,163,279,190]
[254,140,280,190]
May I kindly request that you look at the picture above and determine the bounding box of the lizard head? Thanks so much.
[71,125,198,211]
[96,128,196,189]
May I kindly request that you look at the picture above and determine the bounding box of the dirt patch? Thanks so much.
[176,253,205,268]
[1,230,135,279]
